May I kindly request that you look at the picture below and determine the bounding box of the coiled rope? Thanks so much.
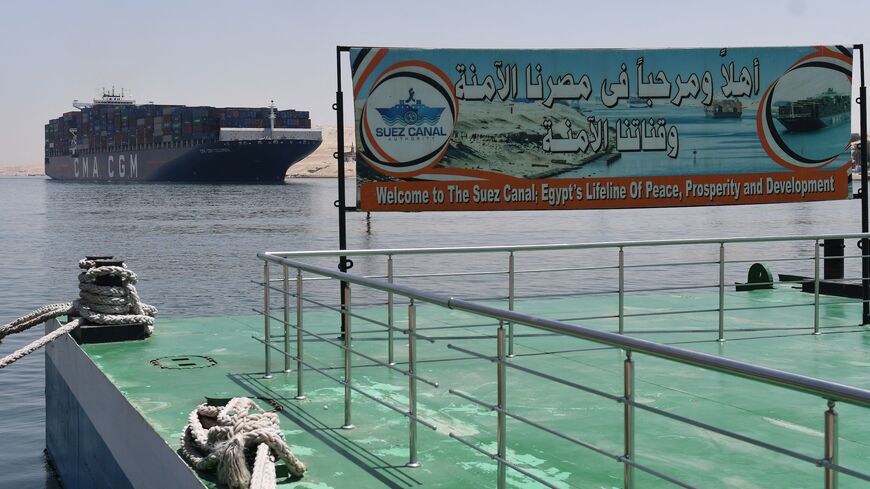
[0,258,156,369]
[180,397,306,489]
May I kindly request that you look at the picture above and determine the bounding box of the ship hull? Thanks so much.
[776,112,849,133]
[45,138,320,183]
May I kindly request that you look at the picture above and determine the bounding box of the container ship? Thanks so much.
[704,99,743,119]
[44,89,322,182]
[775,87,850,132]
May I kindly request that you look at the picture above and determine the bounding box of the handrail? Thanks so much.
[259,252,870,408]
[263,232,870,258]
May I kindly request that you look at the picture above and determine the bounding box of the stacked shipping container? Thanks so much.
[45,105,312,156]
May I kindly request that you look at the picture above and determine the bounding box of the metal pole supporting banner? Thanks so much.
[336,46,350,335]
[857,44,869,325]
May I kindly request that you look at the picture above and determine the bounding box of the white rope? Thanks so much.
[0,259,157,369]
[0,319,82,369]
[0,302,74,340]
[180,397,306,489]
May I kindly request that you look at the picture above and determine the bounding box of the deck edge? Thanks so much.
[44,318,205,489]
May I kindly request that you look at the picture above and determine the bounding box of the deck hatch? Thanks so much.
[150,355,217,370]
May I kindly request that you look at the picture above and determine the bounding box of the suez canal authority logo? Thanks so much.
[356,53,459,177]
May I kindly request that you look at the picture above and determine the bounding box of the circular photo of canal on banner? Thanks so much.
[359,62,458,177]
[758,50,852,170]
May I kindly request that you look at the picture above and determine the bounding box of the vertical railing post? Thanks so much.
[508,252,515,358]
[718,243,726,342]
[814,239,821,335]
[496,321,507,489]
[619,247,625,334]
[283,264,291,373]
[623,351,635,489]
[342,285,354,429]
[388,255,395,365]
[295,269,305,400]
[263,262,272,379]
[824,400,838,489]
[407,299,420,468]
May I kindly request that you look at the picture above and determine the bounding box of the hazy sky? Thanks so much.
[1,0,867,166]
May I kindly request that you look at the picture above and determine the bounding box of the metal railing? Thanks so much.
[256,233,870,488]
[255,261,439,467]
[266,232,870,353]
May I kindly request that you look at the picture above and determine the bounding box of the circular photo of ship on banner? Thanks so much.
[359,61,459,176]
[757,47,853,170]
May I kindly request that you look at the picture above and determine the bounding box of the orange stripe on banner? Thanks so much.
[791,47,853,71]
[353,48,388,98]
[358,171,850,212]
[813,46,853,65]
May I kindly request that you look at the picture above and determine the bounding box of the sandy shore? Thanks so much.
[286,125,356,178]
[0,165,44,176]
[0,125,354,179]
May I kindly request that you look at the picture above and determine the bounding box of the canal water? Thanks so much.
[0,176,865,487]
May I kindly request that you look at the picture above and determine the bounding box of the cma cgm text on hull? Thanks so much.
[44,89,322,183]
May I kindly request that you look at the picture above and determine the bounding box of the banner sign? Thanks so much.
[351,46,854,211]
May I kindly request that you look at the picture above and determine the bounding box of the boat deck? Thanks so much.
[78,285,870,488]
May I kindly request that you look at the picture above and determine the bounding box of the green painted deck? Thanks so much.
[81,286,870,488]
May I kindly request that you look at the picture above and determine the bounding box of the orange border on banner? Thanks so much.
[359,170,850,212]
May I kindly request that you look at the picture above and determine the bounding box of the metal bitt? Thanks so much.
[618,247,625,334]
[814,240,821,335]
[824,400,838,489]
[507,252,515,357]
[295,269,305,400]
[407,300,421,468]
[718,243,726,342]
[496,321,507,489]
[263,262,272,379]
[623,351,635,489]
[342,285,354,429]
[388,255,395,365]
[283,264,291,373]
